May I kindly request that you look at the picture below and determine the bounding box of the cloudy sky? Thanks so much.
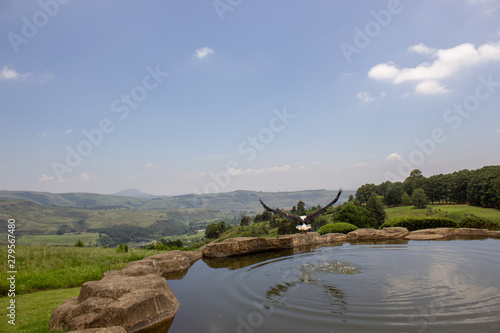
[1,0,500,195]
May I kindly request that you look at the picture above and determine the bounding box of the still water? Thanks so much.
[163,239,500,333]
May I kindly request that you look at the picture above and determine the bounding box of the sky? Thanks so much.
[1,0,500,196]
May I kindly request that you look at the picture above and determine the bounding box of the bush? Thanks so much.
[75,239,84,247]
[317,222,358,235]
[458,215,500,230]
[380,217,458,231]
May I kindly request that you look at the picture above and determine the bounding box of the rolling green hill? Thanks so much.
[0,189,350,245]
[0,189,350,210]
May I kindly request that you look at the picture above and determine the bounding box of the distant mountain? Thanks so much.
[0,189,352,211]
[112,188,156,198]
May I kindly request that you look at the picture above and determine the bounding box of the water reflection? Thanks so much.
[164,239,500,333]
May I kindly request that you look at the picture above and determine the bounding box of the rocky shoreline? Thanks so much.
[51,227,500,333]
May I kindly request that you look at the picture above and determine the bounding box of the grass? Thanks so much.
[385,204,500,223]
[0,246,164,296]
[0,287,80,333]
[16,233,100,246]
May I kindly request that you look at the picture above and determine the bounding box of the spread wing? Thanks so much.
[259,198,301,224]
[303,189,342,223]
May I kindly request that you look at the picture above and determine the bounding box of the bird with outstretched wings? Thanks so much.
[259,189,342,232]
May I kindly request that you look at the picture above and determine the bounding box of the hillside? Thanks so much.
[0,189,351,210]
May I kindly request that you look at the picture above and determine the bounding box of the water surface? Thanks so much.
[163,239,500,333]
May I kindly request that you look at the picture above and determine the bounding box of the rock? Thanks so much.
[486,230,500,238]
[405,228,454,240]
[50,251,199,332]
[346,227,410,240]
[202,237,293,258]
[320,233,348,243]
[382,227,410,238]
[67,327,127,333]
[454,228,488,237]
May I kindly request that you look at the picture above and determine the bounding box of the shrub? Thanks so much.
[75,239,84,247]
[317,222,358,235]
[458,215,500,230]
[380,217,458,231]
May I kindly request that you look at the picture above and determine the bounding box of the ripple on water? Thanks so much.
[166,239,500,333]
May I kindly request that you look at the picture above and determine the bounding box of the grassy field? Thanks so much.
[0,246,165,296]
[0,287,80,332]
[15,233,100,246]
[385,204,500,223]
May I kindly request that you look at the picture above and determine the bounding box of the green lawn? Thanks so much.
[385,204,500,223]
[0,287,80,333]
[16,233,100,246]
[0,246,164,296]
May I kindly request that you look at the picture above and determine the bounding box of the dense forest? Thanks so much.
[355,165,500,208]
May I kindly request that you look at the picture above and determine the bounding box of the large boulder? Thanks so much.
[50,274,178,332]
[50,251,200,332]
[454,228,488,237]
[202,237,293,258]
[346,227,409,240]
[405,228,455,240]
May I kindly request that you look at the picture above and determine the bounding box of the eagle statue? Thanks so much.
[259,189,342,233]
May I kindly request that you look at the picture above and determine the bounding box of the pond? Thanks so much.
[160,239,500,333]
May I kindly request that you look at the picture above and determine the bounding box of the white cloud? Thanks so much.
[409,43,436,55]
[39,132,48,137]
[65,129,73,134]
[414,80,450,95]
[385,152,402,161]
[228,165,291,176]
[368,42,500,94]
[38,174,55,182]
[357,91,375,102]
[144,162,160,168]
[77,173,92,181]
[380,91,387,98]
[195,47,214,59]
[0,66,54,84]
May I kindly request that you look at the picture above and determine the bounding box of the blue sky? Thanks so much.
[1,0,500,195]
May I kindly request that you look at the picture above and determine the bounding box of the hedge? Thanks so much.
[458,216,500,231]
[380,217,458,231]
[317,222,358,235]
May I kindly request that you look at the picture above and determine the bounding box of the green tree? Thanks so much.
[240,216,252,226]
[332,203,377,228]
[297,201,306,216]
[75,239,84,247]
[73,220,89,233]
[404,169,425,196]
[412,188,428,208]
[384,182,403,206]
[401,192,412,205]
[355,184,377,203]
[205,221,227,239]
[366,192,386,227]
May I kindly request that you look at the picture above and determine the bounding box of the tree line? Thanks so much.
[356,166,500,208]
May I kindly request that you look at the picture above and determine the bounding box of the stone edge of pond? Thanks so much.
[52,227,500,333]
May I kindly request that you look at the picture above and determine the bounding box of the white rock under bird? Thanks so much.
[259,189,342,233]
